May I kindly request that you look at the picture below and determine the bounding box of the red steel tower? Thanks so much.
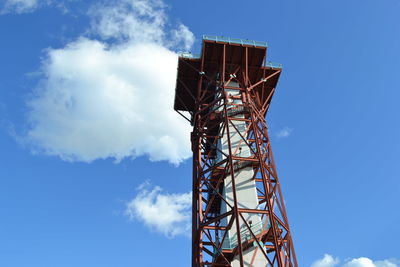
[174,36,297,267]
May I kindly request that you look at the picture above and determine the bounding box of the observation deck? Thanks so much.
[174,35,282,113]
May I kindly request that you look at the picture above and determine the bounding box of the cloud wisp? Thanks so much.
[312,254,399,267]
[311,254,340,267]
[1,0,40,14]
[276,126,293,138]
[24,0,194,164]
[125,183,191,238]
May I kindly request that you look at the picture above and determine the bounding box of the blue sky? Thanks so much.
[0,0,399,266]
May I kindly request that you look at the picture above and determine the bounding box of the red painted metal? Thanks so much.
[174,37,297,267]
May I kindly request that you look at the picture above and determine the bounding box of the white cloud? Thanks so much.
[125,183,191,238]
[312,254,340,267]
[89,0,166,43]
[170,23,195,51]
[89,0,194,49]
[24,0,194,164]
[343,258,398,267]
[312,254,399,267]
[1,0,40,14]
[276,126,293,138]
[343,258,376,267]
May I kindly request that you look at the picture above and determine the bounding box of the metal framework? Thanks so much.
[174,36,297,267]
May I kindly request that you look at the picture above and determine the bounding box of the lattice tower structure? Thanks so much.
[174,36,297,267]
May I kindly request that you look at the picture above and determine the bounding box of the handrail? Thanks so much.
[264,61,283,69]
[178,52,200,59]
[203,35,268,48]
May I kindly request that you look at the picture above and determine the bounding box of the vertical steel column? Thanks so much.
[192,43,206,267]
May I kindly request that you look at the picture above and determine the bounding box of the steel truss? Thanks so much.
[183,45,298,267]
